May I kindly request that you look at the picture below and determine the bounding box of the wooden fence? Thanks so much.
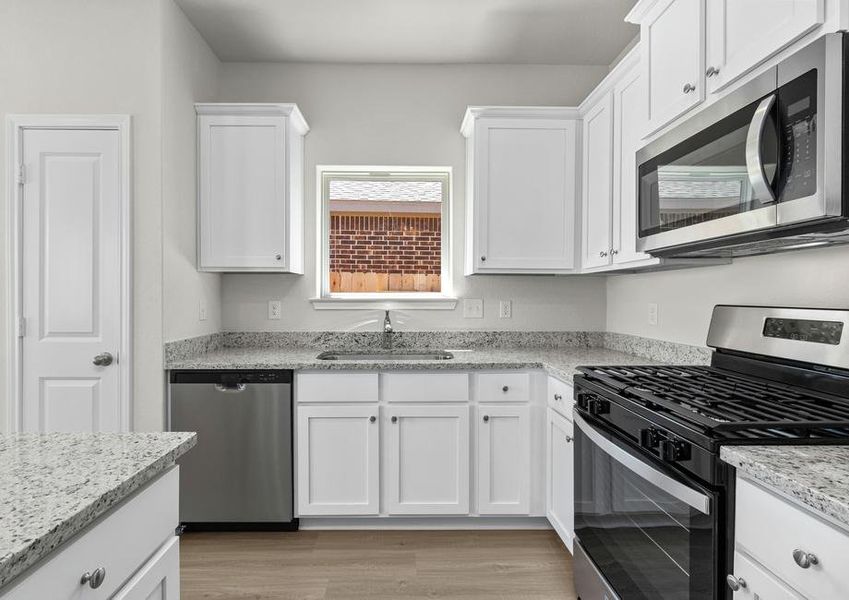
[330,271,441,293]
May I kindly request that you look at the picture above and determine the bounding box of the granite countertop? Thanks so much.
[165,346,657,381]
[721,445,849,530]
[0,432,196,589]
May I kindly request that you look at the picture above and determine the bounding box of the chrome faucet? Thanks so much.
[383,310,393,333]
[382,310,394,350]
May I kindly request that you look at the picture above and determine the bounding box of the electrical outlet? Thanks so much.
[499,300,512,319]
[463,298,483,319]
[198,300,208,322]
[648,303,659,326]
[268,300,282,320]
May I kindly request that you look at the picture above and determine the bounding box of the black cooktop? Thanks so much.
[577,364,849,444]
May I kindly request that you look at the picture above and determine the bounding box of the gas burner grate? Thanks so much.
[578,365,849,441]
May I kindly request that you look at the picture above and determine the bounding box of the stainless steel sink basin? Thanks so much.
[316,350,454,361]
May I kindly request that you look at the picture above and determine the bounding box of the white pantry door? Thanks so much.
[20,127,124,432]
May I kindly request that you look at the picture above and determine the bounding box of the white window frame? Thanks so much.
[311,165,456,310]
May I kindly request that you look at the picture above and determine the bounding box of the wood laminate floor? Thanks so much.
[181,530,576,600]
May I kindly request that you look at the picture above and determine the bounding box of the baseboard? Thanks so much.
[298,516,552,530]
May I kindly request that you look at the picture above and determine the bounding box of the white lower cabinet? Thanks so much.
[477,404,530,515]
[546,407,574,552]
[730,551,799,600]
[386,404,470,515]
[112,537,180,600]
[0,468,179,600]
[297,404,380,516]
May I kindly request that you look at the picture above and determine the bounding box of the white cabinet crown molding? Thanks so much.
[579,45,641,114]
[625,0,666,23]
[194,103,309,134]
[460,106,581,137]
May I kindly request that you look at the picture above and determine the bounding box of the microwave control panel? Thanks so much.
[778,69,818,202]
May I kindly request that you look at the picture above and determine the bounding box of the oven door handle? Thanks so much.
[574,413,712,515]
[745,93,777,205]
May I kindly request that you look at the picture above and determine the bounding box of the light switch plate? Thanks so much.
[463,298,483,319]
[648,303,658,326]
[268,300,282,320]
[499,300,512,319]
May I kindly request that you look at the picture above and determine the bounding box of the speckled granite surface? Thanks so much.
[166,346,662,381]
[721,445,849,530]
[0,432,196,589]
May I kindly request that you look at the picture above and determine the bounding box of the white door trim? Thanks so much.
[5,115,133,432]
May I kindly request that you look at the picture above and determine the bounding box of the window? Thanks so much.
[317,167,452,304]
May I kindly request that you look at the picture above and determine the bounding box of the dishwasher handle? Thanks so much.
[214,383,247,393]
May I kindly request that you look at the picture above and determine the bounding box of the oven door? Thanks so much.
[573,412,719,600]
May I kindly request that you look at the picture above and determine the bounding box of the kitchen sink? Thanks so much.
[316,350,454,361]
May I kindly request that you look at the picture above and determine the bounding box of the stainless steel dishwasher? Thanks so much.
[168,370,296,530]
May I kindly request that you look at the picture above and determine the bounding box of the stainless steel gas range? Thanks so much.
[572,305,849,600]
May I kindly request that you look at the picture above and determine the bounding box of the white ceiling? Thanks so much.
[175,0,639,65]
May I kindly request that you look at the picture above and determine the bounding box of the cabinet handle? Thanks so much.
[599,250,608,258]
[725,575,746,592]
[369,416,376,423]
[565,435,573,443]
[81,567,107,589]
[480,256,486,262]
[683,83,696,94]
[275,253,282,260]
[706,66,720,78]
[483,415,490,422]
[554,394,562,401]
[611,249,619,256]
[792,549,819,569]
[502,385,509,392]
[391,416,398,423]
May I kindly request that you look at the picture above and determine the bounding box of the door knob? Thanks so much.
[92,352,114,367]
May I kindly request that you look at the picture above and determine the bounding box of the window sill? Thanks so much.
[310,294,458,310]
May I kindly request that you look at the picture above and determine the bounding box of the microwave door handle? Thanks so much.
[745,94,777,204]
[574,412,711,515]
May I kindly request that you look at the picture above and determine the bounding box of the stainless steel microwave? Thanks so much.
[636,32,849,258]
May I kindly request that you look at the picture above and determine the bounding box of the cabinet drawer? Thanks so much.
[730,551,799,600]
[1,468,179,600]
[383,373,469,403]
[477,373,530,402]
[547,376,574,418]
[736,476,849,599]
[296,373,378,403]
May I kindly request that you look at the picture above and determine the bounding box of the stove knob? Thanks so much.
[640,428,661,449]
[660,439,692,463]
[588,398,610,416]
[576,392,593,411]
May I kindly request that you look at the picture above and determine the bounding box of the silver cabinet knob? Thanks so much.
[683,83,696,94]
[92,352,114,367]
[792,549,819,569]
[706,66,720,78]
[726,575,746,591]
[611,249,619,255]
[275,253,282,260]
[483,415,490,422]
[554,394,562,401]
[391,416,398,423]
[81,567,107,589]
[565,435,573,443]
[599,250,608,258]
[480,256,486,262]
[502,385,509,392]
[369,416,376,423]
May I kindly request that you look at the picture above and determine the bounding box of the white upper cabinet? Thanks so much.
[706,0,824,94]
[461,107,579,274]
[640,0,705,134]
[196,103,308,273]
[581,92,614,269]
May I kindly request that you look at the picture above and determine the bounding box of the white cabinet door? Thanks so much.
[706,0,823,93]
[612,63,653,265]
[470,117,578,273]
[643,0,705,134]
[729,551,800,600]
[113,537,180,600]
[297,405,380,515]
[198,114,289,271]
[581,92,614,269]
[386,405,470,515]
[477,405,530,515]
[546,408,574,552]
